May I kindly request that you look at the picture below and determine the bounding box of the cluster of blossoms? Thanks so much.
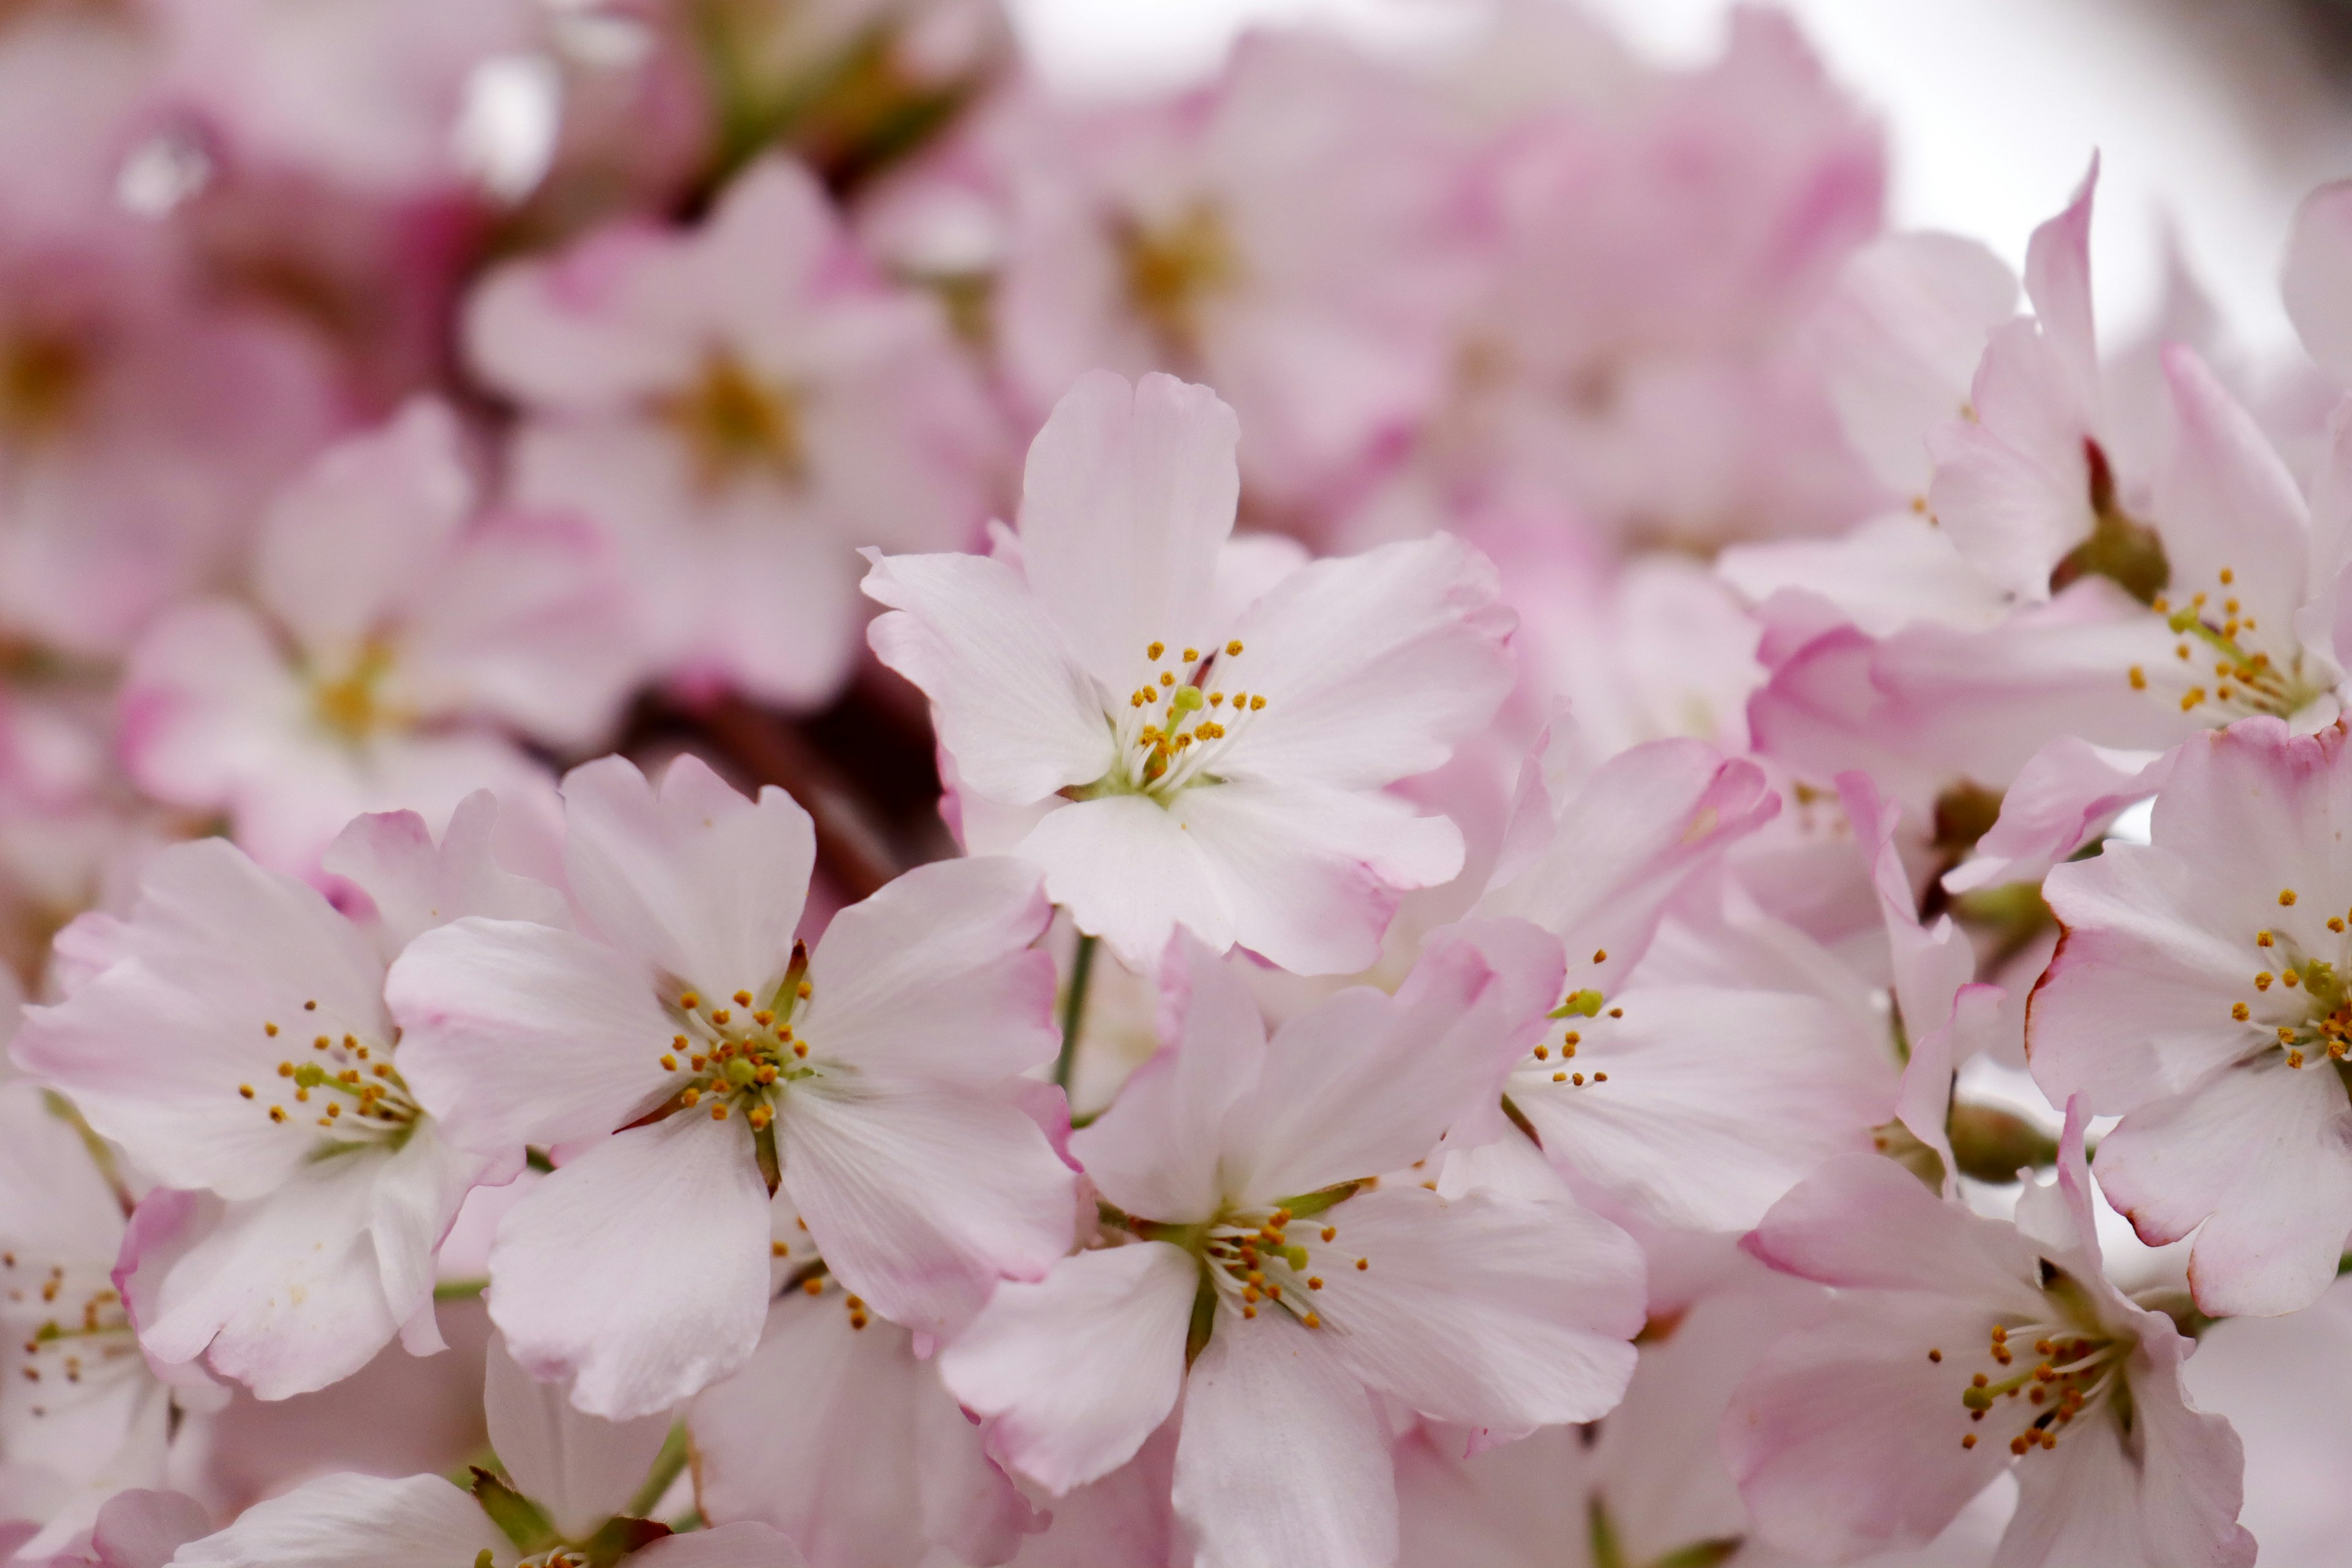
[2,0,2352,1565]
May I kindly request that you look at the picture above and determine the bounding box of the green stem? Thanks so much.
[628,1426,692,1521]
[433,1278,489,1302]
[1053,932,1098,1095]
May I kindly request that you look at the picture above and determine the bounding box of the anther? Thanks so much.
[1147,641,1164,661]
[2128,666,2146,690]
[239,1085,254,1099]
[1321,1227,1336,1242]
[1355,1258,1368,1271]
[1159,671,1174,687]
[2281,889,2299,907]
[2232,1003,2249,1022]
[680,992,700,1009]
[1182,648,1198,663]
[734,991,752,1006]
[1928,1349,1942,1362]
[303,1000,316,1011]
[264,1022,278,1037]
[1592,948,1607,964]
[803,1277,824,1295]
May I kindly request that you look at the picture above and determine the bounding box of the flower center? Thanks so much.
[0,330,86,442]
[2230,894,2352,1084]
[1939,1308,2130,1457]
[4,1251,142,1419]
[1510,980,1621,1101]
[650,944,818,1138]
[658,350,805,492]
[1115,202,1239,364]
[244,1005,420,1144]
[310,639,405,745]
[1087,639,1268,804]
[2128,566,2331,723]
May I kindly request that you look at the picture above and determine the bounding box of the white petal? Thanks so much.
[1514,985,1896,1232]
[323,793,570,956]
[1220,929,1515,1200]
[1069,936,1265,1224]
[693,1293,1036,1568]
[2094,1060,2352,1319]
[805,856,1056,1082]
[1016,371,1237,693]
[1017,796,1232,972]
[777,1079,1077,1339]
[1172,1313,1394,1568]
[938,1242,1196,1494]
[1310,1185,1643,1431]
[168,1472,507,1568]
[861,549,1113,805]
[2284,179,2352,379]
[1213,534,1511,792]
[388,917,673,1155]
[560,753,813,996]
[489,1115,772,1420]
[484,1330,671,1539]
[628,1522,806,1568]
[13,839,388,1200]
[138,1156,405,1400]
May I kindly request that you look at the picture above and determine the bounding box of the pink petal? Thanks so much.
[1213,534,1513,793]
[860,549,1113,806]
[694,1294,1039,1568]
[1016,794,1233,971]
[1172,1312,1395,1568]
[489,1115,773,1420]
[169,1474,508,1568]
[1015,371,1237,695]
[1069,935,1265,1225]
[388,917,673,1156]
[938,1242,1196,1495]
[777,1080,1077,1340]
[1308,1185,1643,1431]
[560,754,814,997]
[2095,1061,2352,1319]
[805,856,1057,1083]
[484,1331,671,1539]
[2283,179,2352,379]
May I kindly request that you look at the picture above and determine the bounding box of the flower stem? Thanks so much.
[628,1425,692,1521]
[1054,932,1098,1095]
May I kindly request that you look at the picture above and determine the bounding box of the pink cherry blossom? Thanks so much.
[689,1223,1040,1568]
[2030,716,2352,1318]
[386,753,1077,1419]
[10,794,559,1399]
[865,370,1513,974]
[466,156,1002,709]
[146,0,541,198]
[1726,1104,2253,1567]
[938,932,1646,1568]
[165,1335,805,1568]
[986,32,1479,511]
[0,1086,174,1559]
[120,399,633,876]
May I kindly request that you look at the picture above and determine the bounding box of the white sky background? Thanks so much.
[1003,0,2352,356]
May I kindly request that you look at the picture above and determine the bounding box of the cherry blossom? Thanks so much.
[865,369,1514,974]
[938,932,1646,1568]
[2030,716,2352,1318]
[0,1086,175,1559]
[466,156,1001,708]
[1726,1105,2253,1568]
[121,399,632,875]
[386,753,1077,1419]
[10,794,560,1398]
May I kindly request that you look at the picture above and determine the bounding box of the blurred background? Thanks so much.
[1011,0,2352,353]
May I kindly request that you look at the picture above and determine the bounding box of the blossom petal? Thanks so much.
[1513,985,1895,1232]
[13,839,388,1200]
[778,1079,1077,1339]
[1310,1185,1643,1431]
[388,917,672,1155]
[560,753,813,995]
[1212,533,1512,793]
[1070,935,1265,1224]
[137,1154,405,1400]
[1016,796,1232,971]
[2094,1060,2352,1319]
[693,1293,1038,1568]
[1172,1313,1395,1568]
[861,549,1113,805]
[484,1330,673,1539]
[489,1114,772,1419]
[168,1472,509,1568]
[1220,929,1513,1200]
[805,856,1057,1082]
[1016,371,1237,693]
[938,1242,1197,1494]
[628,1522,806,1568]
